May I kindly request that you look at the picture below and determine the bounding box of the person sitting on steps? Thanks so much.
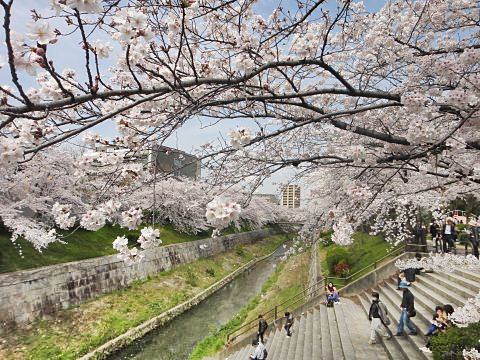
[325,282,340,305]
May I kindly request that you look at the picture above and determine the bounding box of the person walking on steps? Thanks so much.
[284,312,293,338]
[249,339,267,360]
[368,291,392,344]
[257,314,268,344]
[395,281,418,336]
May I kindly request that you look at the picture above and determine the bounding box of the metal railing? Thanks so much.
[225,276,325,344]
[226,244,406,345]
[323,244,405,288]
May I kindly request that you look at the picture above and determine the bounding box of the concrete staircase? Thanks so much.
[356,268,480,360]
[224,299,389,360]
[220,269,480,360]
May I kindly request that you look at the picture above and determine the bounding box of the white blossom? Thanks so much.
[80,210,106,231]
[26,22,56,45]
[205,198,241,230]
[121,207,143,230]
[137,226,161,249]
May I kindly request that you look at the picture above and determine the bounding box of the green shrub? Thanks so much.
[185,266,198,287]
[430,322,480,359]
[326,247,350,274]
[205,267,215,277]
[333,260,351,276]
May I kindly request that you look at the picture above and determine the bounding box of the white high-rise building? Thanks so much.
[282,185,300,208]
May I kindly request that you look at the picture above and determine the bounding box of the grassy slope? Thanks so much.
[189,247,310,360]
[0,233,290,360]
[320,231,401,285]
[0,224,250,274]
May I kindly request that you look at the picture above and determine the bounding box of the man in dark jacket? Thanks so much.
[470,226,480,259]
[395,281,417,336]
[257,314,268,343]
[368,292,391,344]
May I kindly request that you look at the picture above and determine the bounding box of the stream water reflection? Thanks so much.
[109,245,285,360]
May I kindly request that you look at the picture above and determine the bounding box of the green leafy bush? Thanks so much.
[333,260,351,276]
[205,267,215,277]
[326,247,350,274]
[185,266,198,287]
[430,322,480,359]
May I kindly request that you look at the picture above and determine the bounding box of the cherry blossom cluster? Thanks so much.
[205,198,241,231]
[464,348,480,360]
[228,128,252,150]
[51,203,76,230]
[112,226,161,265]
[449,292,480,328]
[331,216,354,246]
[395,254,480,273]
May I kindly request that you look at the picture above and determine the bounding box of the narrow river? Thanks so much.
[109,245,285,360]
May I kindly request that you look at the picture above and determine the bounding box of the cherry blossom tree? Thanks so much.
[0,0,478,250]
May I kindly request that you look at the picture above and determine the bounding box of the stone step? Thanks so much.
[437,271,480,294]
[327,305,345,359]
[376,283,431,360]
[302,310,313,360]
[311,307,322,360]
[278,316,299,360]
[355,293,403,360]
[320,303,334,360]
[333,302,356,360]
[292,314,307,360]
[411,277,464,309]
[423,272,478,301]
[265,325,281,356]
[286,315,303,360]
[455,268,480,284]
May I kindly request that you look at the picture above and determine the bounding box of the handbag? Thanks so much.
[409,309,417,318]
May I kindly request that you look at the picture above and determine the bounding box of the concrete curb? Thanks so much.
[78,250,277,360]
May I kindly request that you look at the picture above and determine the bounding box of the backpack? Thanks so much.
[378,301,391,326]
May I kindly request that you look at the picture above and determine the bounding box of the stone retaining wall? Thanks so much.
[0,228,276,330]
[79,253,272,360]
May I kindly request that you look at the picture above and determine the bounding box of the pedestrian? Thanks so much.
[284,312,293,338]
[368,291,391,345]
[431,221,442,252]
[470,226,480,259]
[442,219,455,253]
[249,339,267,360]
[395,281,418,336]
[257,314,268,344]
[325,282,340,305]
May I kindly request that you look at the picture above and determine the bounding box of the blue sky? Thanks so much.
[1,0,386,196]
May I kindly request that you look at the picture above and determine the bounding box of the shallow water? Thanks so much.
[109,245,285,360]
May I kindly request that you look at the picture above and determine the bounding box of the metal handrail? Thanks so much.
[226,244,406,345]
[226,276,325,343]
